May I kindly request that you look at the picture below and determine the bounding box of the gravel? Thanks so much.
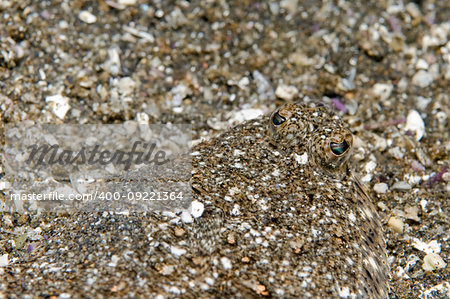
[1,0,449,298]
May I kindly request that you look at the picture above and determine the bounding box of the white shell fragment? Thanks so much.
[0,180,11,191]
[238,77,250,89]
[0,254,8,267]
[123,25,155,43]
[170,84,189,106]
[180,211,193,224]
[405,2,422,19]
[411,70,434,88]
[106,0,127,10]
[294,152,308,165]
[170,246,186,257]
[420,282,450,299]
[442,172,450,182]
[275,84,299,101]
[371,83,393,102]
[422,253,447,271]
[391,181,412,191]
[108,255,120,267]
[220,257,232,270]
[422,23,450,50]
[387,216,404,233]
[103,47,121,76]
[116,77,136,96]
[190,200,204,218]
[412,238,441,254]
[404,110,425,141]
[78,11,97,24]
[46,94,71,120]
[373,183,388,194]
[118,0,137,5]
[364,161,377,173]
[227,109,264,124]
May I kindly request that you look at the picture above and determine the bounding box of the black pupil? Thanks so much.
[330,140,349,156]
[272,112,286,126]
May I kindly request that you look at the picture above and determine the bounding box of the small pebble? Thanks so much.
[227,233,236,244]
[275,84,299,101]
[1,215,13,227]
[364,161,377,173]
[190,200,204,218]
[373,183,388,194]
[170,84,189,106]
[220,257,232,270]
[371,83,393,102]
[116,77,136,96]
[104,47,121,76]
[0,180,11,191]
[180,211,193,224]
[412,238,441,254]
[170,246,186,257]
[166,7,187,29]
[388,216,404,233]
[415,96,432,110]
[388,147,404,160]
[404,110,425,141]
[294,152,308,165]
[78,11,97,24]
[227,109,264,124]
[361,173,373,183]
[411,70,434,88]
[174,227,185,237]
[391,181,412,191]
[422,253,447,271]
[155,9,164,18]
[331,98,348,113]
[415,59,429,70]
[0,254,8,267]
[404,206,420,222]
[120,0,137,5]
[420,282,450,298]
[406,2,422,19]
[420,199,428,211]
[289,51,315,66]
[411,160,425,172]
[442,172,450,182]
[160,265,175,275]
[238,77,250,89]
[108,255,119,267]
[422,24,449,50]
[377,202,388,211]
[46,94,71,120]
[204,277,214,286]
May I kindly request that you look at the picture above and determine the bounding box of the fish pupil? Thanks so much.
[272,112,286,126]
[330,140,349,155]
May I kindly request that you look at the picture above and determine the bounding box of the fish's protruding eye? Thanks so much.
[272,111,286,126]
[330,140,350,156]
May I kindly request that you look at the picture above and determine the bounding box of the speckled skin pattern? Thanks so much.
[149,102,389,298]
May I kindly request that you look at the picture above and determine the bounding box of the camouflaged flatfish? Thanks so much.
[146,102,389,298]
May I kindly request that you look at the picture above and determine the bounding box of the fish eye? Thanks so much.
[330,140,350,156]
[272,111,286,126]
